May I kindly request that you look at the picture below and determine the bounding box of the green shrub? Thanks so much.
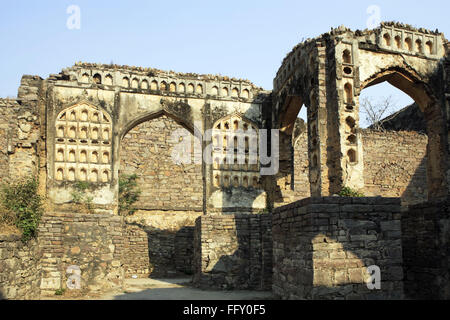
[119,174,141,216]
[71,181,94,213]
[338,187,365,198]
[0,177,43,242]
[54,288,66,296]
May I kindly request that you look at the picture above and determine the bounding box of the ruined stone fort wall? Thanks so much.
[402,199,450,299]
[119,115,203,276]
[0,101,15,183]
[0,98,41,184]
[361,130,428,205]
[272,197,404,300]
[285,129,428,206]
[120,115,203,211]
[193,214,272,290]
[0,235,41,300]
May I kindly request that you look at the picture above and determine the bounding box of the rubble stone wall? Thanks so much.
[122,224,150,278]
[120,115,203,211]
[272,197,404,300]
[193,214,272,290]
[283,129,428,206]
[126,210,201,277]
[361,130,428,205]
[38,212,150,296]
[402,199,450,299]
[0,235,41,300]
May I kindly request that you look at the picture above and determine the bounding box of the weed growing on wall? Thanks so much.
[338,187,365,197]
[119,174,141,216]
[71,181,94,213]
[0,177,43,242]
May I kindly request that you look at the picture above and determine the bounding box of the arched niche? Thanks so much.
[53,102,113,183]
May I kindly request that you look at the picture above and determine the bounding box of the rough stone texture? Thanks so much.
[38,212,150,296]
[377,103,426,133]
[274,22,448,200]
[273,128,428,207]
[272,197,404,300]
[293,131,311,200]
[122,225,150,278]
[0,235,41,300]
[193,214,272,291]
[402,199,450,299]
[0,97,41,184]
[126,210,201,277]
[120,115,203,211]
[362,130,428,205]
[0,21,449,300]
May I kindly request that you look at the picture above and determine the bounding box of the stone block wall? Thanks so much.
[38,212,127,296]
[0,97,41,184]
[272,128,428,208]
[193,214,272,290]
[120,115,203,211]
[378,103,426,133]
[272,197,404,300]
[122,224,150,278]
[293,132,311,199]
[362,130,428,206]
[402,199,450,299]
[125,210,201,276]
[0,235,41,300]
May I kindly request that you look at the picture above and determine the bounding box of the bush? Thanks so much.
[54,288,66,296]
[338,187,365,198]
[0,177,43,242]
[119,174,141,216]
[71,181,94,213]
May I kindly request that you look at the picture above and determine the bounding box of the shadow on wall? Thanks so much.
[140,225,195,278]
[399,157,428,206]
[401,198,450,300]
[269,198,405,300]
[399,154,450,299]
[194,214,272,291]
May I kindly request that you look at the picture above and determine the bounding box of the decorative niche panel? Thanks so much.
[211,113,261,189]
[54,103,112,183]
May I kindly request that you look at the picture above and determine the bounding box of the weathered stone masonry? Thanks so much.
[193,214,272,290]
[0,22,449,299]
[0,235,41,300]
[402,199,450,300]
[272,197,404,300]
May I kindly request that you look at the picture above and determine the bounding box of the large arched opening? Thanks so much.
[272,95,311,207]
[356,81,428,205]
[358,68,447,202]
[119,111,203,278]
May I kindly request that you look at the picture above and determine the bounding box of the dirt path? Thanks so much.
[99,278,273,300]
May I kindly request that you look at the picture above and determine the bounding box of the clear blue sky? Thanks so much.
[1,0,448,124]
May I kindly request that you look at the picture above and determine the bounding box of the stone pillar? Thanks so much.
[335,40,365,193]
[308,43,332,197]
[202,103,214,215]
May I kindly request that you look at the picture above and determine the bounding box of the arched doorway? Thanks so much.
[119,111,203,277]
[359,68,447,201]
[358,80,429,205]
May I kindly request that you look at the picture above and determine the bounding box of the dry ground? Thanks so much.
[44,278,273,300]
